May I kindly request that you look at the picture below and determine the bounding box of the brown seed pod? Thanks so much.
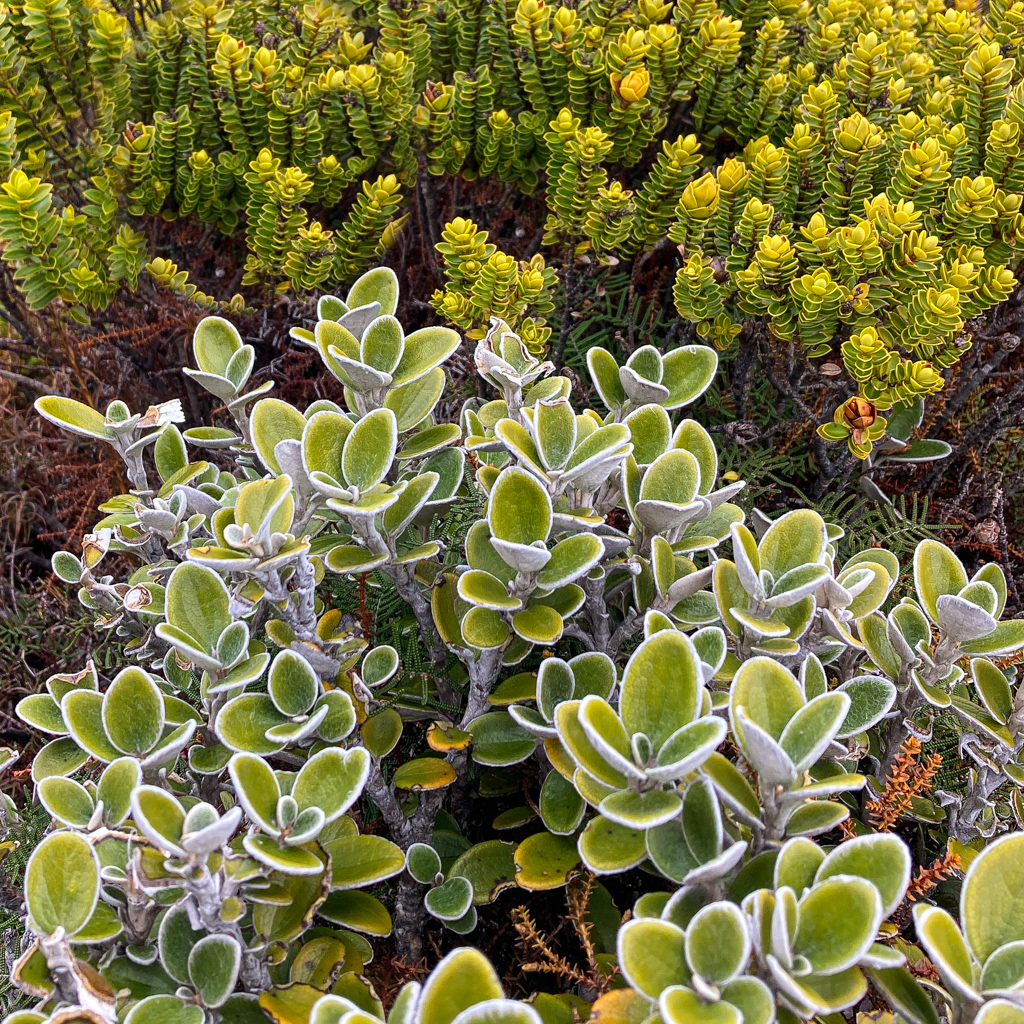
[840,396,878,444]
[842,396,878,430]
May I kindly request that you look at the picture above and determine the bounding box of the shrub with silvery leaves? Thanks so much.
[9,265,1024,1024]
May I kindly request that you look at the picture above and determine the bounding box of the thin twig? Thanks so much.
[0,368,58,395]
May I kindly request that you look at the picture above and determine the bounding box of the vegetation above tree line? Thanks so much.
[2,0,1024,1022]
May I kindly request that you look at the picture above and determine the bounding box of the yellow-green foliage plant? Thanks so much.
[11,265,1024,1024]
[2,0,1024,458]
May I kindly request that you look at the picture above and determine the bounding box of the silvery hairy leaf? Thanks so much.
[705,480,747,510]
[182,806,243,855]
[337,302,381,339]
[737,711,798,788]
[619,367,670,405]
[274,439,314,502]
[936,594,999,643]
[665,566,715,604]
[886,617,918,666]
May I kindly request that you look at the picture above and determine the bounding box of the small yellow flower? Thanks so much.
[611,68,651,104]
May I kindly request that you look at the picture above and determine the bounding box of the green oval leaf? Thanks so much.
[188,933,241,1008]
[343,408,398,491]
[102,666,165,756]
[815,834,911,918]
[914,539,968,625]
[794,876,881,974]
[660,345,718,410]
[487,466,552,545]
[425,876,474,920]
[757,509,826,578]
[448,841,518,906]
[35,396,114,440]
[616,917,688,997]
[416,948,504,1024]
[962,832,1024,964]
[347,266,399,316]
[620,631,701,751]
[25,831,99,937]
[193,316,243,376]
[326,835,406,889]
[467,713,536,767]
[514,832,581,891]
[164,562,231,656]
[38,776,94,828]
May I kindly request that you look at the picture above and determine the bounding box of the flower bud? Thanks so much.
[611,69,651,104]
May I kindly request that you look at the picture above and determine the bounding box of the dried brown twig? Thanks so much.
[891,849,963,928]
[906,849,962,905]
[511,874,615,997]
[867,736,942,832]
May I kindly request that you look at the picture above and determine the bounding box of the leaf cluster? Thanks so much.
[6,264,1024,1024]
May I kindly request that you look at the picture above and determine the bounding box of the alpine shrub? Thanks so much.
[5,265,1024,1024]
